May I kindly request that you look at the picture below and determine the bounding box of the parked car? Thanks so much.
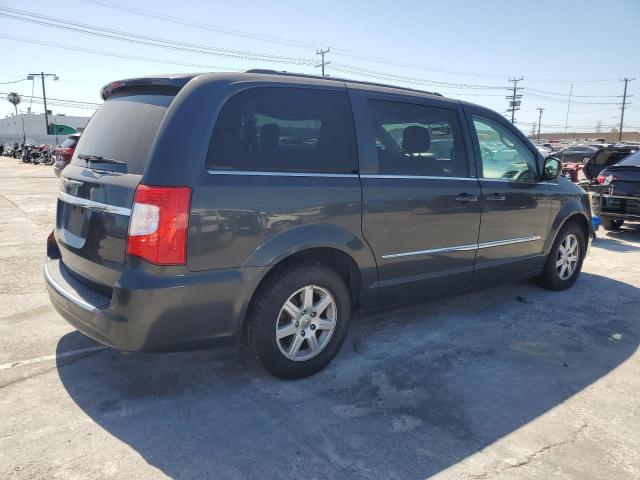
[581,146,638,182]
[44,71,592,379]
[549,145,598,182]
[535,145,552,157]
[53,133,81,177]
[596,149,640,230]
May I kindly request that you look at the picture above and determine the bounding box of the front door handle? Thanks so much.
[454,193,479,203]
[485,193,506,201]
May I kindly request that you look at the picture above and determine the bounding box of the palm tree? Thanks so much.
[6,92,21,115]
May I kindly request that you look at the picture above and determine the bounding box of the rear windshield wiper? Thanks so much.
[78,153,126,165]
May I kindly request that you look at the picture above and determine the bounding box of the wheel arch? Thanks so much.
[236,224,378,338]
[544,201,591,255]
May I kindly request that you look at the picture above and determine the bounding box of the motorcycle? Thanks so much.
[32,145,55,165]
[21,144,35,163]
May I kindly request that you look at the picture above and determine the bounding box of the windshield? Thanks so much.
[71,94,174,174]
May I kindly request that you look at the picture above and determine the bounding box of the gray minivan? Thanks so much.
[45,71,592,378]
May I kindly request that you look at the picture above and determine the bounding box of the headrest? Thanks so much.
[260,123,280,150]
[402,126,431,154]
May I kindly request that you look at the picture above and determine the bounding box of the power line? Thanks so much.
[0,79,27,85]
[0,7,317,66]
[82,0,318,50]
[329,63,505,90]
[0,34,239,71]
[525,92,620,105]
[0,91,101,107]
[79,0,625,85]
[525,87,623,98]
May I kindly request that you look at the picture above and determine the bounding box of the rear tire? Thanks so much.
[246,262,351,379]
[601,217,623,231]
[537,222,586,291]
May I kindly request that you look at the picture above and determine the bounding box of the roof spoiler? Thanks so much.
[100,76,193,100]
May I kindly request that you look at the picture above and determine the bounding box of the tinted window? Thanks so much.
[473,116,537,181]
[60,137,77,148]
[71,94,173,174]
[207,87,357,173]
[367,99,467,177]
[616,150,640,166]
[593,149,635,166]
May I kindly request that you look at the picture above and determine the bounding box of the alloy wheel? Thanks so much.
[556,233,580,280]
[275,285,337,362]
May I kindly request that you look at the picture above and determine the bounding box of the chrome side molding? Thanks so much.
[382,236,541,259]
[476,236,541,249]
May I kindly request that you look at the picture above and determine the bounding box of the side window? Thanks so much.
[368,99,467,177]
[473,116,538,181]
[207,87,357,174]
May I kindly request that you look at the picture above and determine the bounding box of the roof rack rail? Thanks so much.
[245,69,443,97]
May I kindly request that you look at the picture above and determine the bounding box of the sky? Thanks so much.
[1,0,639,135]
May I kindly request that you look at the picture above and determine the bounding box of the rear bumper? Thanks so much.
[44,257,260,352]
[601,194,640,221]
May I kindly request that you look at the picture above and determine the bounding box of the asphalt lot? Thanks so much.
[0,157,639,480]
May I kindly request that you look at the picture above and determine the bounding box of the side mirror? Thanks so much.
[582,156,590,164]
[543,157,562,179]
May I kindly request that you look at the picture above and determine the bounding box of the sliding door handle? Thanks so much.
[454,193,479,203]
[485,193,506,201]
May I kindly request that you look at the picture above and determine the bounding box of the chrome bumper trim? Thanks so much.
[58,191,131,217]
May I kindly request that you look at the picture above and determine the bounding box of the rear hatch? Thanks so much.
[602,155,640,215]
[55,79,187,292]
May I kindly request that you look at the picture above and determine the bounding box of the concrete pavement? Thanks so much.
[1,157,638,479]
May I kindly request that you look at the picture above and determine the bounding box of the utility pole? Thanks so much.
[315,48,330,77]
[536,107,544,141]
[563,83,573,142]
[26,72,58,135]
[619,77,635,142]
[506,77,523,123]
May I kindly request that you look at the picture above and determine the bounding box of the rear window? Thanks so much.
[60,137,77,148]
[616,150,640,167]
[71,94,173,174]
[206,87,357,174]
[592,149,634,166]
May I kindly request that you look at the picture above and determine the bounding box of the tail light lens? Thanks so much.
[58,147,74,163]
[126,185,192,265]
[596,174,619,185]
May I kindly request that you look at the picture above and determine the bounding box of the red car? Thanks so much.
[53,133,80,177]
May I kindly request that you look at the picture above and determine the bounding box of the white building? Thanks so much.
[0,113,91,145]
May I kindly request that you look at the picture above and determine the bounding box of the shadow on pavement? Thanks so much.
[56,272,640,479]
[593,234,640,253]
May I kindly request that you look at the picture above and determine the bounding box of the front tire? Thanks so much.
[246,262,351,379]
[537,222,586,291]
[601,217,623,231]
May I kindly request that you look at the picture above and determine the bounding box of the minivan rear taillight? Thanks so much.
[126,185,192,265]
[58,147,74,163]
[596,174,619,185]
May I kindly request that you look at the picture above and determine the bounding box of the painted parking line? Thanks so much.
[0,346,107,371]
